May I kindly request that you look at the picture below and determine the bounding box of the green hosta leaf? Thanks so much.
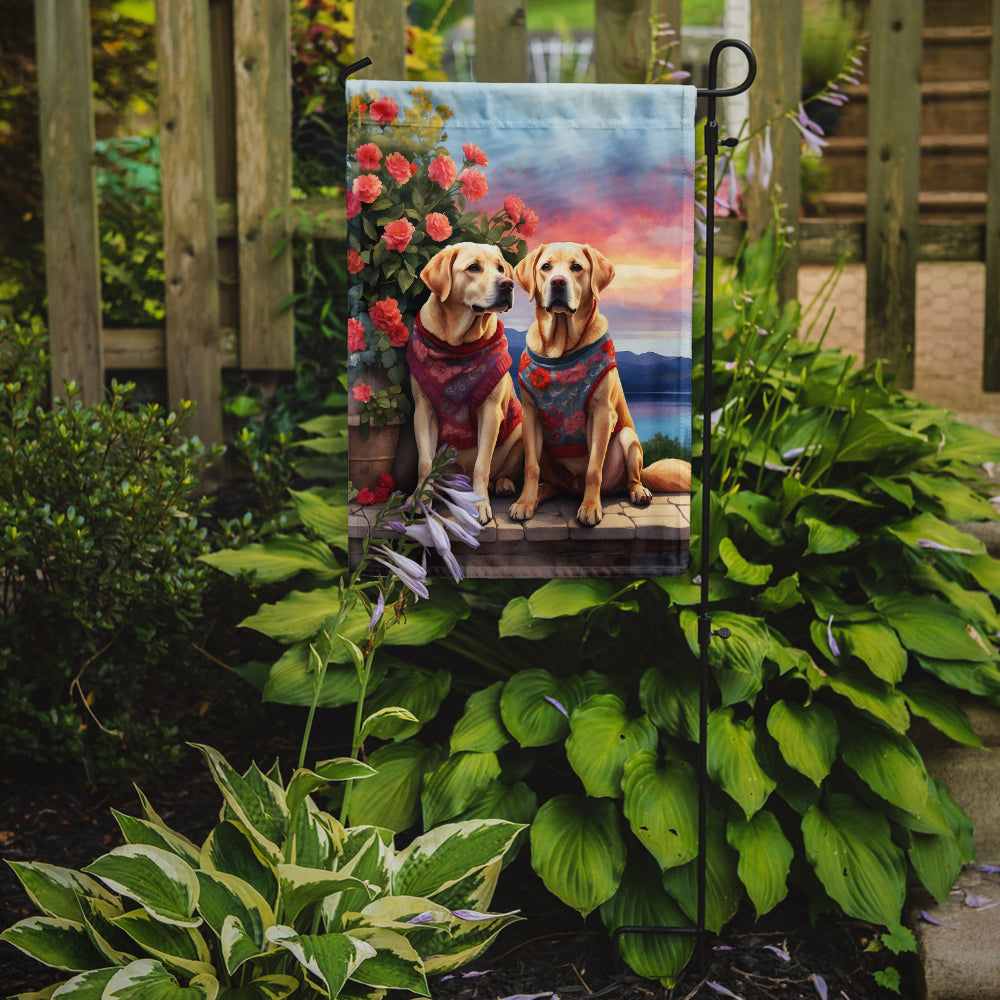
[718,537,772,586]
[909,826,966,905]
[661,811,741,933]
[724,490,784,545]
[346,926,428,994]
[285,759,376,822]
[103,959,218,999]
[360,706,421,742]
[765,700,838,786]
[288,488,348,546]
[200,535,341,584]
[200,822,278,910]
[363,667,451,740]
[755,573,805,614]
[112,812,201,868]
[875,594,995,662]
[803,517,859,556]
[621,751,699,871]
[195,871,273,974]
[0,916,107,971]
[599,853,694,987]
[497,596,564,639]
[111,908,214,978]
[707,708,776,819]
[839,718,929,816]
[680,610,770,706]
[527,578,620,618]
[639,664,699,742]
[901,680,982,748]
[421,751,502,828]
[450,682,511,754]
[530,795,626,917]
[216,976,299,1000]
[499,670,584,747]
[83,846,200,928]
[260,643,385,709]
[453,779,538,827]
[265,926,375,998]
[911,562,1000,633]
[393,820,524,901]
[966,553,1000,597]
[835,621,907,684]
[277,865,374,925]
[906,472,998,522]
[916,655,1000,697]
[835,410,927,463]
[935,421,1000,464]
[191,746,287,863]
[565,695,658,798]
[811,662,910,732]
[886,512,985,557]
[866,474,914,509]
[4,862,118,922]
[347,740,442,832]
[802,793,906,926]
[727,811,793,917]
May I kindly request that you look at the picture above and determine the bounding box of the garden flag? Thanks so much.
[347,81,696,578]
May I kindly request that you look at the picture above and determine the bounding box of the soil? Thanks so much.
[0,743,913,1000]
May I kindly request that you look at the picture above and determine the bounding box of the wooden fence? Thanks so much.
[33,0,1000,446]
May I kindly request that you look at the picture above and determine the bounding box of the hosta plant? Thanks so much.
[1,743,523,1000]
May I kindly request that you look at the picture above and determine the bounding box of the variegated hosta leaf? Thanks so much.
[727,810,793,918]
[323,829,393,931]
[112,811,201,868]
[77,894,136,966]
[420,751,501,829]
[599,854,694,987]
[802,793,906,926]
[276,864,375,925]
[450,681,511,754]
[110,908,214,979]
[265,926,376,998]
[499,669,585,747]
[288,802,343,870]
[529,795,626,917]
[707,707,776,819]
[214,974,299,1000]
[765,700,838,786]
[424,859,501,916]
[83,846,200,928]
[47,966,118,997]
[391,820,524,901]
[102,958,218,999]
[4,862,118,922]
[621,751,699,871]
[200,822,278,910]
[566,695,658,799]
[285,760,375,824]
[190,745,288,864]
[421,907,522,975]
[0,916,107,972]
[195,871,274,974]
[344,926,429,995]
[838,718,929,817]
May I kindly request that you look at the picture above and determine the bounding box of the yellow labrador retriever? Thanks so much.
[509,241,691,526]
[407,242,523,523]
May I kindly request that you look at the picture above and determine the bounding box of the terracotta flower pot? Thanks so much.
[348,418,402,493]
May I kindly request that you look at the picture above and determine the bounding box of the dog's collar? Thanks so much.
[414,312,505,355]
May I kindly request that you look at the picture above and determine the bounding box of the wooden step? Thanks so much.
[813,190,987,222]
[922,25,993,83]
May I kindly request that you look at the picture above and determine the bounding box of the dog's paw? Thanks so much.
[475,497,494,525]
[630,484,653,506]
[493,476,516,497]
[508,500,536,521]
[576,501,603,526]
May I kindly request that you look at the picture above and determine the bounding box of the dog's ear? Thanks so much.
[583,245,615,299]
[514,245,546,299]
[420,245,460,301]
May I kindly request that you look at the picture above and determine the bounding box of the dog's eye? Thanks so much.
[496,263,505,273]
[540,262,552,271]
[467,262,482,272]
[570,262,583,272]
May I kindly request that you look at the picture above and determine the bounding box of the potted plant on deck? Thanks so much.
[346,85,537,494]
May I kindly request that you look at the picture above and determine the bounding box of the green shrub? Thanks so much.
[0,316,221,784]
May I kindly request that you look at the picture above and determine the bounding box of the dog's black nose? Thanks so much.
[498,277,514,292]
[550,276,566,290]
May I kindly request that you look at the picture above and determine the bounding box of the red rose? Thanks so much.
[346,190,361,219]
[457,168,488,202]
[504,194,525,221]
[424,212,453,242]
[462,141,488,167]
[347,248,364,275]
[530,368,552,390]
[353,174,382,204]
[357,487,376,504]
[369,96,399,124]
[518,208,539,238]
[355,142,382,171]
[388,321,410,347]
[368,297,402,331]
[385,151,413,184]
[377,472,395,489]
[347,318,366,352]
[382,218,415,252]
[428,154,457,190]
[373,485,391,503]
[352,383,372,403]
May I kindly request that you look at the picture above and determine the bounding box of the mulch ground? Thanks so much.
[1,742,913,1000]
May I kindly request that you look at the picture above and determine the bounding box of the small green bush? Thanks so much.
[0,316,220,784]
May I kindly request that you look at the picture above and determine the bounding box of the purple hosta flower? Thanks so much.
[746,124,774,190]
[811,974,828,1000]
[715,158,741,215]
[706,983,742,999]
[497,994,557,1000]
[827,615,841,657]
[917,538,973,555]
[371,544,429,600]
[407,911,438,925]
[452,908,521,921]
[791,104,829,156]
[979,864,1000,874]
[919,909,958,929]
[441,970,493,981]
[367,590,385,631]
[401,514,463,582]
[544,695,569,718]
[763,944,790,961]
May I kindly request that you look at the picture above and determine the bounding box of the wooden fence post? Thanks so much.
[233,0,294,370]
[864,0,923,389]
[594,0,653,83]
[157,0,223,445]
[983,0,1000,390]
[355,0,406,80]
[34,0,104,405]
[474,0,527,82]
[746,0,801,305]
